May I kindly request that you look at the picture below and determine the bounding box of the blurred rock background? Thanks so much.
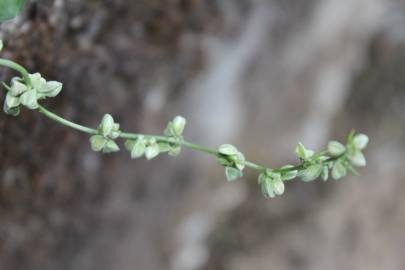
[1,0,405,269]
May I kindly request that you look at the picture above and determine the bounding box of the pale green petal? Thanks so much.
[19,89,38,109]
[218,144,239,156]
[353,134,369,150]
[90,135,107,152]
[327,141,346,156]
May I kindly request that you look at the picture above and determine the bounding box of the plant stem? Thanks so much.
[37,104,268,172]
[0,58,31,86]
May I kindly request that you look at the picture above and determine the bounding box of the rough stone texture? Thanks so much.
[1,0,405,270]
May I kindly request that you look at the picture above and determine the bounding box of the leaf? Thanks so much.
[295,142,314,160]
[272,174,284,195]
[260,176,275,198]
[327,141,346,156]
[130,140,146,158]
[234,152,245,171]
[225,166,242,182]
[0,0,27,21]
[280,165,298,181]
[300,164,322,182]
[100,114,114,137]
[0,40,3,51]
[332,160,347,180]
[103,139,120,153]
[90,135,107,152]
[145,144,159,160]
[218,144,238,156]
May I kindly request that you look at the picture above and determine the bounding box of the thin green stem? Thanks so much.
[38,105,98,135]
[0,58,31,86]
[37,105,268,171]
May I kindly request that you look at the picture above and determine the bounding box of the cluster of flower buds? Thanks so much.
[90,114,121,153]
[256,132,369,198]
[217,144,246,181]
[3,73,62,116]
[124,116,186,160]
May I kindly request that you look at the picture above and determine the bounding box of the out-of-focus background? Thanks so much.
[1,0,405,269]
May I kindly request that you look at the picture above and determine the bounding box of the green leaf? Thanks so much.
[90,135,107,152]
[332,160,347,180]
[0,0,27,21]
[19,89,38,109]
[234,152,245,171]
[218,144,239,156]
[225,166,242,182]
[130,140,146,158]
[0,40,3,51]
[103,139,120,153]
[145,144,159,160]
[295,142,314,160]
[272,174,284,195]
[327,141,346,156]
[259,175,275,198]
[347,150,366,167]
[280,165,298,181]
[300,164,322,182]
[353,134,368,150]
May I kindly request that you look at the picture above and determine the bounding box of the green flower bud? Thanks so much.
[332,159,347,180]
[272,173,284,195]
[100,114,114,137]
[327,141,346,156]
[145,143,159,160]
[353,134,368,150]
[225,166,243,182]
[90,135,107,152]
[103,139,120,153]
[172,116,186,136]
[300,164,322,182]
[234,152,245,171]
[347,150,366,167]
[125,137,146,159]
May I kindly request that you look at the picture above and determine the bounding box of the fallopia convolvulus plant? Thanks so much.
[0,40,369,198]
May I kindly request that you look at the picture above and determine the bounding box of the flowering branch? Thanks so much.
[0,40,369,198]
